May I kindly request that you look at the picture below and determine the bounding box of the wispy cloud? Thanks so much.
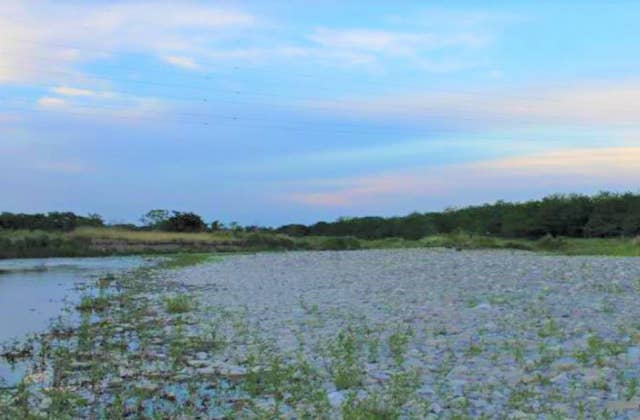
[162,55,200,70]
[36,92,168,121]
[51,86,116,98]
[305,81,640,126]
[0,2,256,83]
[309,28,487,55]
[37,97,66,107]
[288,146,640,207]
[51,86,96,97]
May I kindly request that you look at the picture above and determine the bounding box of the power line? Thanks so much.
[2,104,439,136]
[5,62,639,124]
[4,100,637,136]
[0,48,600,104]
[0,35,485,92]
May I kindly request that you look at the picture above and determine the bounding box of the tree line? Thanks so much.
[0,212,104,232]
[277,192,640,240]
[2,192,639,239]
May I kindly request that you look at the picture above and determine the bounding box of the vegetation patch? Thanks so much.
[159,253,219,270]
[165,294,194,313]
[76,295,110,312]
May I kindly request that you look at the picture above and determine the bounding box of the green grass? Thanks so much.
[2,227,640,259]
[165,294,193,313]
[76,295,110,312]
[159,253,220,269]
[553,237,640,256]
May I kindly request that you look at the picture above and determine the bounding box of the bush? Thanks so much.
[165,294,192,313]
[164,212,207,232]
[242,232,295,250]
[536,234,567,251]
[318,236,362,250]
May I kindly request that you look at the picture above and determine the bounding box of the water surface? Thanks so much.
[0,256,150,384]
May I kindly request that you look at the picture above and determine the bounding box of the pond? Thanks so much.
[0,256,152,385]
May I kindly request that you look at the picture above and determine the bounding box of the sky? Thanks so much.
[1,1,640,226]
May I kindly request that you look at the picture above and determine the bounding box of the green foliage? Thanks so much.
[329,328,364,390]
[165,294,193,313]
[342,392,398,420]
[164,212,207,232]
[341,370,422,420]
[76,295,110,312]
[0,230,104,259]
[3,190,640,259]
[388,328,412,366]
[159,253,216,269]
[141,210,207,232]
[572,335,628,366]
[0,211,103,231]
[537,317,561,338]
[284,192,640,241]
[536,234,568,251]
[242,232,296,250]
[140,209,170,228]
[317,236,362,250]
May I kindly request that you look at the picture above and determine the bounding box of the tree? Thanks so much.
[210,220,222,231]
[141,209,170,229]
[164,212,206,232]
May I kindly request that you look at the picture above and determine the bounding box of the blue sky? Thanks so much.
[1,1,640,225]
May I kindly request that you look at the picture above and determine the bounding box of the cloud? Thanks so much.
[310,28,486,55]
[37,97,66,107]
[51,86,117,98]
[0,1,498,85]
[0,2,256,83]
[162,55,199,70]
[305,81,640,126]
[300,27,489,71]
[288,146,640,207]
[36,93,169,121]
[51,86,96,96]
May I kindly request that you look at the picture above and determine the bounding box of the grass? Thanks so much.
[329,328,365,390]
[69,227,237,243]
[159,253,219,269]
[76,295,111,312]
[554,237,640,257]
[388,329,412,366]
[2,227,640,259]
[165,294,194,313]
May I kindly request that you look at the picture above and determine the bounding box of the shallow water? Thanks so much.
[0,256,150,384]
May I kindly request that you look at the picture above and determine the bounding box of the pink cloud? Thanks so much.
[305,81,640,126]
[288,146,640,207]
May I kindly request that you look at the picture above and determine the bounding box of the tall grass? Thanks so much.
[68,227,236,243]
[2,227,640,259]
[557,237,640,257]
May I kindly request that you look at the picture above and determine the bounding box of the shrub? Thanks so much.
[77,295,110,312]
[242,232,295,250]
[318,236,361,251]
[536,234,567,251]
[164,212,207,233]
[165,294,193,313]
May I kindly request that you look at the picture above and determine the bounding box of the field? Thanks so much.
[2,249,640,418]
